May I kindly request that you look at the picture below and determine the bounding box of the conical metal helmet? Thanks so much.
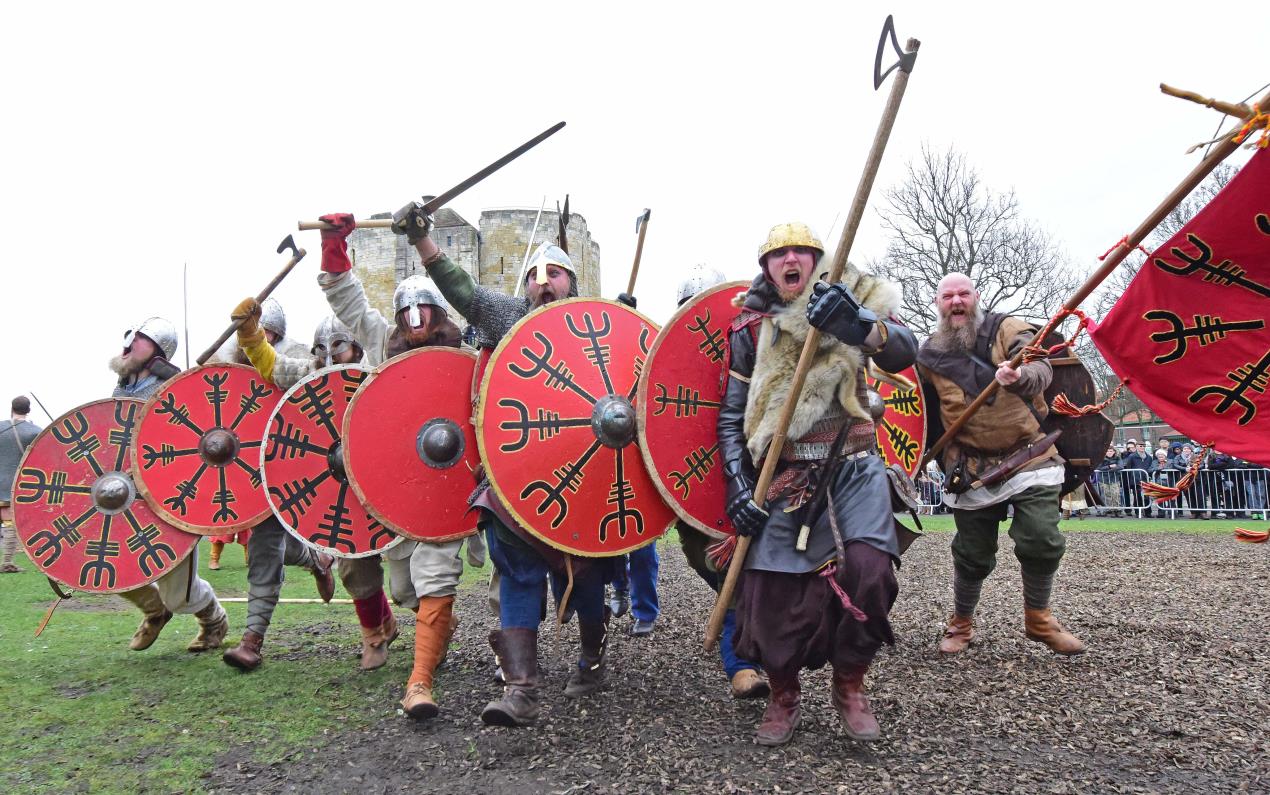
[124,316,178,360]
[756,222,824,266]
[259,297,286,340]
[676,263,727,305]
[393,273,449,316]
[525,242,575,285]
[310,315,359,366]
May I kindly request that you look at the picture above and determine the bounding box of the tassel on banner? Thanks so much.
[1051,382,1125,417]
[1232,110,1270,149]
[1021,309,1092,363]
[706,535,737,571]
[1141,443,1211,503]
[1234,527,1269,543]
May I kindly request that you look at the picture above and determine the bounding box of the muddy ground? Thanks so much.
[205,533,1270,794]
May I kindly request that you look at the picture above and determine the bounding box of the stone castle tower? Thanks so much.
[347,207,601,323]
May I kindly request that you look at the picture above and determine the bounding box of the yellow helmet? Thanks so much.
[757,222,824,266]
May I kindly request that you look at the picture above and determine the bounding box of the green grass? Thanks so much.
[913,513,1255,535]
[0,542,491,794]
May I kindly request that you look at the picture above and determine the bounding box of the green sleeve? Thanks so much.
[424,254,475,316]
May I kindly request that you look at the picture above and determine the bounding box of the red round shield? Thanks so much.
[11,399,199,593]
[478,298,676,557]
[131,364,280,535]
[343,348,479,543]
[262,365,403,558]
[637,281,748,540]
[870,365,927,478]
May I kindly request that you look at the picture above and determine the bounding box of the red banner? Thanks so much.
[1090,148,1270,466]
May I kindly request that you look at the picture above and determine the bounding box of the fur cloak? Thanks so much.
[741,262,902,462]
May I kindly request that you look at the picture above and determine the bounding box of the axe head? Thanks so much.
[277,234,299,257]
[873,14,918,90]
[635,208,651,233]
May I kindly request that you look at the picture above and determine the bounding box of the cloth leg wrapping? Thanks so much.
[409,595,455,689]
[1007,484,1066,577]
[1,525,17,565]
[1021,569,1054,611]
[119,583,165,615]
[154,554,215,615]
[408,538,465,600]
[735,542,897,677]
[245,519,288,637]
[628,543,660,622]
[353,590,391,628]
[952,568,984,618]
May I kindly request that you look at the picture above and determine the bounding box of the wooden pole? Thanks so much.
[195,247,307,366]
[919,85,1270,470]
[704,36,921,652]
[626,209,651,296]
[297,218,395,231]
[1159,83,1251,119]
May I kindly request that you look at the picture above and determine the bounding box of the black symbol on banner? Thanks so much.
[123,509,178,578]
[1188,349,1270,426]
[27,506,95,564]
[1153,233,1270,298]
[881,420,919,472]
[600,449,643,542]
[1144,310,1265,364]
[52,412,104,476]
[687,309,726,363]
[15,468,92,505]
[669,444,719,499]
[567,312,615,395]
[652,384,722,418]
[203,371,231,427]
[496,399,590,453]
[521,439,603,528]
[80,515,120,589]
[508,332,598,405]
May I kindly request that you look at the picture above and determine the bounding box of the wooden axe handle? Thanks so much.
[196,248,307,366]
[297,219,395,231]
[626,214,650,296]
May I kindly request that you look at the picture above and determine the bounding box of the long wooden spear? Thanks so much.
[920,84,1270,470]
[704,18,920,651]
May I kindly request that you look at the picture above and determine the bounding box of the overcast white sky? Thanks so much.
[2,1,1266,419]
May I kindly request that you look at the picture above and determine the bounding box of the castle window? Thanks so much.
[447,235,453,247]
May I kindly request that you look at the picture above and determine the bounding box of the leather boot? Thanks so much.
[209,541,223,570]
[223,631,264,671]
[311,552,336,604]
[564,619,608,697]
[127,587,172,651]
[938,614,975,654]
[400,596,454,720]
[730,669,771,700]
[755,673,801,746]
[481,629,540,726]
[1024,607,1086,655]
[360,611,399,670]
[831,664,880,741]
[187,600,229,652]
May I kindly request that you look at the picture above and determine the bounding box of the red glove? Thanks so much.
[319,213,357,273]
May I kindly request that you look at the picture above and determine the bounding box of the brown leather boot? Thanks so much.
[729,669,771,700]
[1024,608,1085,655]
[564,619,608,697]
[481,629,540,726]
[938,614,975,654]
[311,552,336,604]
[831,664,880,741]
[400,596,454,720]
[755,673,801,746]
[187,601,229,652]
[223,631,264,671]
[360,611,399,670]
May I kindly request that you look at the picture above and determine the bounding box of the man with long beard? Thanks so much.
[395,202,617,728]
[721,223,916,746]
[916,272,1084,657]
[111,318,229,652]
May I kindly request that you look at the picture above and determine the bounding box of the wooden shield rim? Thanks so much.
[130,363,277,536]
[15,397,199,594]
[477,297,674,557]
[636,280,749,541]
[342,347,479,545]
[261,363,403,559]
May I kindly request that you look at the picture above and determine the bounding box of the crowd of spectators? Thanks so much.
[916,438,1269,520]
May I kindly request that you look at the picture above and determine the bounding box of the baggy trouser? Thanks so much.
[245,517,318,637]
[485,524,605,629]
[121,550,216,616]
[950,484,1066,582]
[338,541,419,609]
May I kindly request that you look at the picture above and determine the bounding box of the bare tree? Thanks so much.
[868,145,1081,337]
[1075,161,1239,428]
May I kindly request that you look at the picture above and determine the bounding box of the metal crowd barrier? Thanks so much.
[914,467,1269,519]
